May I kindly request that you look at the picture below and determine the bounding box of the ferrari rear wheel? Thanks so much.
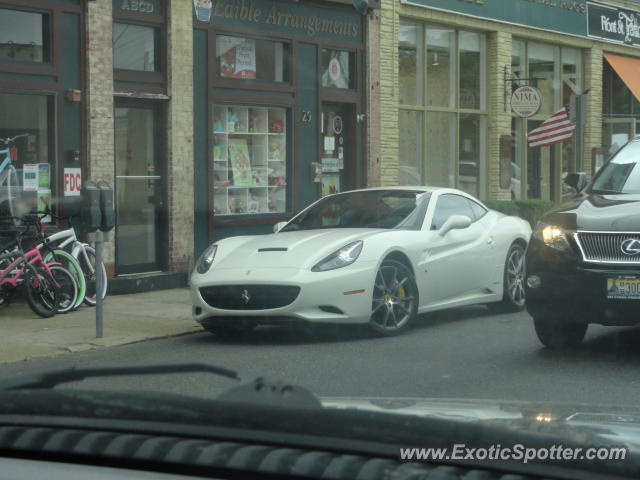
[369,259,418,336]
[489,242,526,313]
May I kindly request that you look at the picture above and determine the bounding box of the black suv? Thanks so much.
[526,138,640,349]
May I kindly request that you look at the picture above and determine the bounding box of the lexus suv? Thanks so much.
[526,137,640,349]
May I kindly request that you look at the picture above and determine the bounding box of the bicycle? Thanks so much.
[35,212,106,306]
[0,223,60,317]
[0,216,80,314]
[0,134,27,225]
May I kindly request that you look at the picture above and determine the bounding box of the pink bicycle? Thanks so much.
[0,222,62,317]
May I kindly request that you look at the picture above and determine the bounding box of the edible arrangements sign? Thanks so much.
[588,2,640,47]
[195,0,363,44]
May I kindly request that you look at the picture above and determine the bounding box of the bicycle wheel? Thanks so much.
[44,249,85,310]
[76,245,107,306]
[47,265,78,314]
[24,267,58,318]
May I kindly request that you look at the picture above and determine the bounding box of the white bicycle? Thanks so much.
[38,213,107,306]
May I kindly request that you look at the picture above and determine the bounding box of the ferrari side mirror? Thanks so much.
[438,215,472,237]
[273,221,287,233]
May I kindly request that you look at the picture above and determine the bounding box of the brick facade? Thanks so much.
[86,0,115,268]
[166,0,194,272]
[85,0,194,276]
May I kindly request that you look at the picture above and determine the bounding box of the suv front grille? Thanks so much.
[574,231,640,264]
[200,285,300,310]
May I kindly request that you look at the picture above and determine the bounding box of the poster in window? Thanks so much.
[38,163,50,189]
[228,138,253,187]
[218,37,256,79]
[321,174,340,197]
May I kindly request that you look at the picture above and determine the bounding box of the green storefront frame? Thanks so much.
[193,0,365,256]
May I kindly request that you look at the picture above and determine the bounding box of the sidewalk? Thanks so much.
[0,288,200,365]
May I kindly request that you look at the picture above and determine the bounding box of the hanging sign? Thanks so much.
[511,85,543,118]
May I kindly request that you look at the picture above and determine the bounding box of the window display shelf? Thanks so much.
[212,104,288,216]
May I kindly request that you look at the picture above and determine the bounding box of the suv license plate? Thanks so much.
[607,277,640,300]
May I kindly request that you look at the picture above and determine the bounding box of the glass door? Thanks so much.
[320,103,355,196]
[114,101,165,274]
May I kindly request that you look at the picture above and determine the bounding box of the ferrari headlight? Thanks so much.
[195,244,218,274]
[312,241,363,272]
[533,223,570,252]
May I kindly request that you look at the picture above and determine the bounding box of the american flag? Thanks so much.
[527,107,576,149]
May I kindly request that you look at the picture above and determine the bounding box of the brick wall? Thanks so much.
[487,31,512,201]
[366,9,381,187]
[86,0,115,266]
[166,0,194,272]
[379,0,399,186]
[583,46,603,176]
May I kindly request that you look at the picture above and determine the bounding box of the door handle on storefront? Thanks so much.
[116,176,161,180]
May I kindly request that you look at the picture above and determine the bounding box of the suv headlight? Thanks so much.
[312,241,363,272]
[195,244,218,274]
[533,223,571,252]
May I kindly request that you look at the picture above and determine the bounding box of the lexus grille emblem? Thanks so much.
[240,289,251,304]
[621,239,640,256]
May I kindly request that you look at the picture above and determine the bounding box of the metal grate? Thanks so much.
[200,285,300,310]
[574,231,640,264]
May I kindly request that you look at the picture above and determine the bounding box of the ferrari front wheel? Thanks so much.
[369,259,418,336]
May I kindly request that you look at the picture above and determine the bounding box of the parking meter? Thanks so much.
[97,180,115,232]
[81,180,101,232]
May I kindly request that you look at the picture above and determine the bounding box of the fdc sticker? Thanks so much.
[64,168,82,196]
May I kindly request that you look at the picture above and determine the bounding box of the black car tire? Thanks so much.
[201,318,257,338]
[533,315,588,349]
[488,242,526,313]
[369,259,418,336]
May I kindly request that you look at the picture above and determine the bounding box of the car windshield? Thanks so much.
[280,190,430,231]
[5,2,640,478]
[590,141,640,194]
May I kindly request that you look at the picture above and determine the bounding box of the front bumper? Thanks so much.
[525,237,640,325]
[190,263,376,325]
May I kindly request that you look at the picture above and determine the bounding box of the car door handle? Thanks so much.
[487,237,494,245]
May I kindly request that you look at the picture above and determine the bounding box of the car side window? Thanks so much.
[430,194,476,230]
[468,199,487,221]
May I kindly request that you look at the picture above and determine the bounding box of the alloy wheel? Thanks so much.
[506,245,526,307]
[370,262,416,333]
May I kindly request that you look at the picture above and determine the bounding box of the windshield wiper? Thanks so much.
[0,362,322,408]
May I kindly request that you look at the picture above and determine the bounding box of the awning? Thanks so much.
[604,53,640,103]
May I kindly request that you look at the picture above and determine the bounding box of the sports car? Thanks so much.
[191,187,532,336]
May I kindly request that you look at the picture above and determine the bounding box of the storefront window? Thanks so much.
[459,32,485,110]
[113,23,159,72]
[528,42,559,116]
[426,111,456,187]
[459,114,485,198]
[212,105,288,215]
[511,39,526,84]
[216,35,290,83]
[321,49,355,89]
[0,92,53,219]
[0,8,49,63]
[512,40,582,201]
[398,21,487,196]
[399,23,422,105]
[426,26,455,108]
[398,110,423,185]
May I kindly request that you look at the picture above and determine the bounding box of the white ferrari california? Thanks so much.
[191,187,532,336]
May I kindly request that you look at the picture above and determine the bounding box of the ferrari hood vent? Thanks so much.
[258,247,288,252]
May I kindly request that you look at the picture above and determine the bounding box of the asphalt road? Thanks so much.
[1,306,638,406]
